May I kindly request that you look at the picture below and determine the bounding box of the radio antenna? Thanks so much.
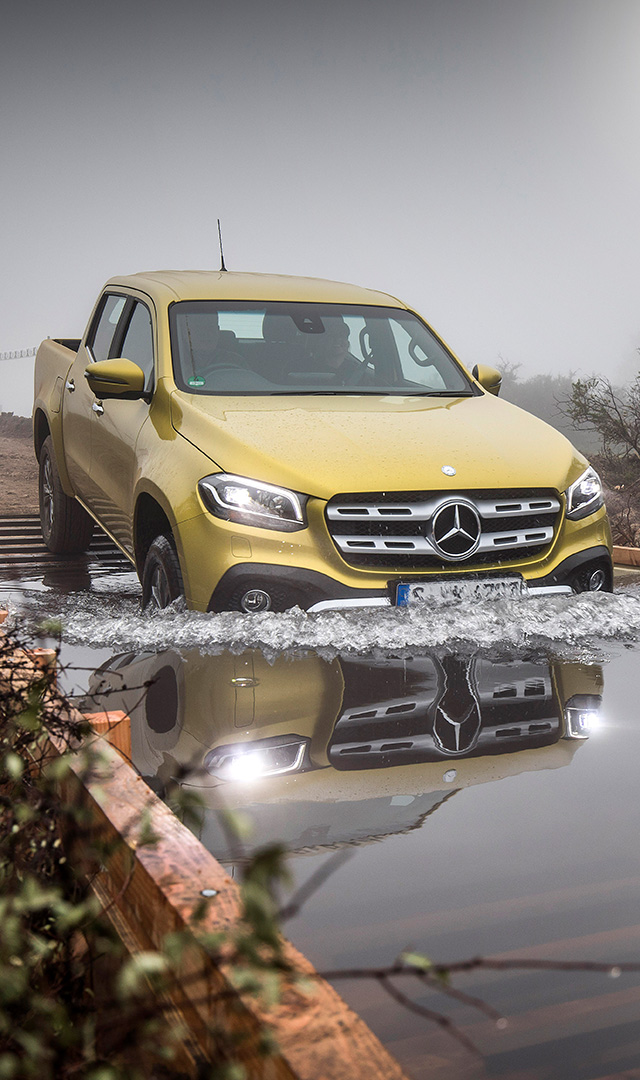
[217,218,227,272]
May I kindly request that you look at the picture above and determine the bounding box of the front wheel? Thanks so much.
[141,535,185,610]
[39,436,94,553]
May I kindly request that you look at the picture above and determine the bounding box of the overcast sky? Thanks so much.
[2,0,639,414]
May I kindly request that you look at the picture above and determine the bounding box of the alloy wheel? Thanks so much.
[150,566,172,609]
[42,455,54,534]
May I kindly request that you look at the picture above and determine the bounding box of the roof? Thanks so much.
[103,270,406,308]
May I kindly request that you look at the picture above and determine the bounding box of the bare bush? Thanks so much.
[558,374,640,546]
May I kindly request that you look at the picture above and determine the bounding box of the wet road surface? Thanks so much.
[3,556,640,1079]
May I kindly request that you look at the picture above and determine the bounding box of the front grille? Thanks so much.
[328,695,560,768]
[326,488,562,569]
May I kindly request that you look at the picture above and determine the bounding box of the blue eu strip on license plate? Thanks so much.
[396,578,525,605]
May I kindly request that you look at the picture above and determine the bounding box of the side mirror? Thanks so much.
[472,363,502,396]
[84,358,147,400]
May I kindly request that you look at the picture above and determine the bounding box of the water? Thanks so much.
[3,570,640,1078]
[3,573,640,659]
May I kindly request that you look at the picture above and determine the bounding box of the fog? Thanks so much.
[2,0,640,415]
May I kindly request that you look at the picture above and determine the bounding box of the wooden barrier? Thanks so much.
[0,630,409,1080]
[613,545,640,568]
[83,709,132,760]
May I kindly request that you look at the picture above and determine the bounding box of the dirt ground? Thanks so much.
[0,418,39,515]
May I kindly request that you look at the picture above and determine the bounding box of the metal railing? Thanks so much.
[0,348,37,361]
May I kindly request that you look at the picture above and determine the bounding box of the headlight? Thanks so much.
[565,467,604,520]
[204,736,309,781]
[563,694,602,739]
[198,473,308,531]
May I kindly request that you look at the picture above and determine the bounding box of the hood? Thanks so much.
[170,391,587,499]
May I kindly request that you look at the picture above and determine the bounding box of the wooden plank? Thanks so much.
[0,517,130,576]
[23,647,57,673]
[1,636,409,1080]
[60,743,408,1079]
[89,872,222,1077]
[613,545,640,567]
[84,710,132,761]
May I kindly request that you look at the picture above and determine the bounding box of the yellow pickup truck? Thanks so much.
[33,270,612,612]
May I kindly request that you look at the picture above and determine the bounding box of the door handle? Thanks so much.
[92,401,104,416]
[65,379,75,392]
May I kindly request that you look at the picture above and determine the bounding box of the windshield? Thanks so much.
[169,302,475,396]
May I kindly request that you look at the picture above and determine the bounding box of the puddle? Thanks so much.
[3,564,640,1078]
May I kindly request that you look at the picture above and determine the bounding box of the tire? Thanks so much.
[39,436,95,553]
[141,534,184,610]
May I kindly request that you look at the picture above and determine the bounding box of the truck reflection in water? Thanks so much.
[327,653,600,766]
[79,648,603,860]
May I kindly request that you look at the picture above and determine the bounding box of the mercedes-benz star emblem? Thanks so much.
[432,656,482,756]
[431,500,481,560]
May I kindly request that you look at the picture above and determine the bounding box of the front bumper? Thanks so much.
[206,545,613,612]
[174,499,612,613]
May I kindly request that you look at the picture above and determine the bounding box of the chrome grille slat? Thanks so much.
[474,496,560,518]
[337,535,436,554]
[339,696,426,723]
[334,524,555,555]
[326,488,561,568]
[326,494,560,523]
[327,500,436,522]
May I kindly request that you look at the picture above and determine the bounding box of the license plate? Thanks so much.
[396,577,525,605]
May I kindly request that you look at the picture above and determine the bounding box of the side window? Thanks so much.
[88,295,127,363]
[119,302,155,392]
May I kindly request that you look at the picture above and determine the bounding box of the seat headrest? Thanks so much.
[261,314,300,343]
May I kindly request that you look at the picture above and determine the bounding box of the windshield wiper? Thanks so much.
[264,389,475,397]
[266,395,351,399]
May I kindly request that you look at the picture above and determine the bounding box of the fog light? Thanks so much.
[588,568,606,591]
[240,589,272,613]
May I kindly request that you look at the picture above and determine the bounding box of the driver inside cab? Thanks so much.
[307,316,375,385]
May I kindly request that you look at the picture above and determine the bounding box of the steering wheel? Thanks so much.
[335,354,376,386]
[197,356,252,382]
[202,362,248,373]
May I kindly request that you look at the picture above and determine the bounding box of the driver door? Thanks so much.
[61,293,127,505]
[88,298,155,555]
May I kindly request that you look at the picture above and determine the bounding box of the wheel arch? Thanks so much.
[33,409,51,461]
[133,490,178,577]
[33,407,75,495]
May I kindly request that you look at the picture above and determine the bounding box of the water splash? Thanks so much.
[5,582,640,659]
